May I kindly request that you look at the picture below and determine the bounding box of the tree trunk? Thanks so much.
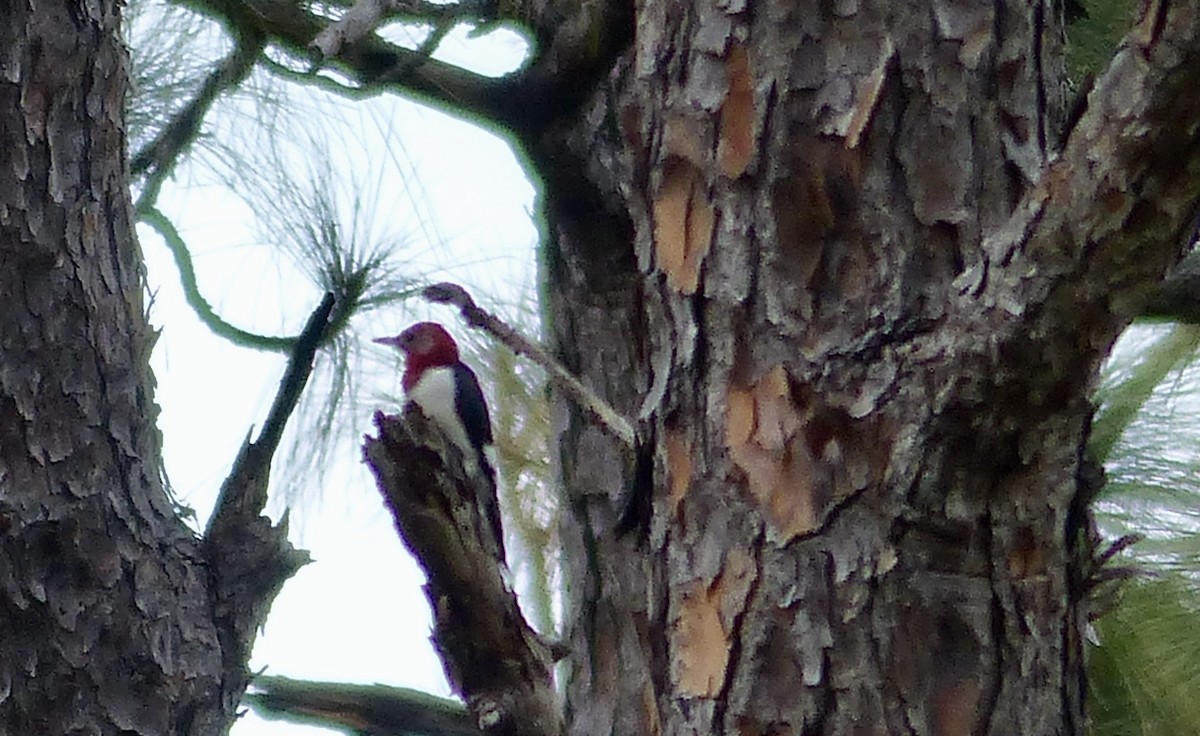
[7,0,1193,730]
[538,2,1135,733]
[0,2,303,732]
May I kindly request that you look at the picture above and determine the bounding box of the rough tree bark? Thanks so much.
[0,1,311,731]
[533,2,1200,735]
[190,0,1200,731]
[9,0,1200,731]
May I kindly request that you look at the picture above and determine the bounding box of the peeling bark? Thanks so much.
[8,0,1197,729]
[532,1,1200,734]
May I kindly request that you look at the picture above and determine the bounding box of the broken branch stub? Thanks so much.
[363,409,562,736]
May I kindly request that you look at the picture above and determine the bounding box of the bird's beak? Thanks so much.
[373,335,404,348]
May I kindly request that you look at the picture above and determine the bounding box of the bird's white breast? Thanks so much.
[407,367,473,456]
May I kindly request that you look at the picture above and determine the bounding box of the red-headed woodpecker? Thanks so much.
[374,322,503,560]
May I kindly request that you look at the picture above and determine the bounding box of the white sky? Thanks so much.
[138,23,537,735]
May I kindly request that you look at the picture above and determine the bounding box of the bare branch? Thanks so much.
[308,0,391,60]
[364,410,562,736]
[257,293,338,452]
[424,281,636,448]
[309,0,486,62]
[202,294,336,707]
[175,0,513,128]
[170,0,638,142]
[247,675,479,736]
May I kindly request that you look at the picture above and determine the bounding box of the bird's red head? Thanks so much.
[374,322,460,391]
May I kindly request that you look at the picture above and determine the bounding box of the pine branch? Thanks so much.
[174,0,514,130]
[308,0,488,63]
[138,206,298,352]
[934,1,1200,412]
[1007,1,1200,322]
[137,206,366,352]
[132,27,266,211]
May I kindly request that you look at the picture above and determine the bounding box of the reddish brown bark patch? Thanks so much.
[666,429,693,516]
[725,367,817,541]
[672,549,756,697]
[725,367,892,542]
[718,43,756,178]
[653,158,714,294]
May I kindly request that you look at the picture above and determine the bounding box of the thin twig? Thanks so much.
[423,282,636,448]
[138,207,363,352]
[138,206,297,352]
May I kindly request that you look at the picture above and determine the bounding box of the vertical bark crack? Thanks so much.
[981,513,1006,735]
[713,526,764,732]
[1033,1,1048,155]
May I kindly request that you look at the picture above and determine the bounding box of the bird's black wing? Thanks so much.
[452,362,493,450]
[452,362,504,563]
